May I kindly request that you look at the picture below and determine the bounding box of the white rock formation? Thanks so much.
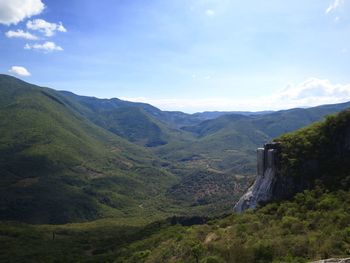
[234,143,280,212]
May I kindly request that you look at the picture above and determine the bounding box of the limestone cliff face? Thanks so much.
[234,110,350,213]
[234,143,294,212]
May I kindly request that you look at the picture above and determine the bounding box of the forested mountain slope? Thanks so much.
[0,75,178,223]
[2,108,350,263]
[1,74,349,224]
[114,109,350,263]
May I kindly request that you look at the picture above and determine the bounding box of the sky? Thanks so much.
[1,0,350,113]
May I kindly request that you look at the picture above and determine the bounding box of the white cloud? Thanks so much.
[5,29,38,40]
[274,78,350,106]
[205,9,215,16]
[121,78,350,113]
[0,0,45,25]
[8,66,31,77]
[326,0,344,13]
[27,19,67,37]
[24,41,63,52]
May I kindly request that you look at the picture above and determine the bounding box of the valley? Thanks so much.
[1,74,350,262]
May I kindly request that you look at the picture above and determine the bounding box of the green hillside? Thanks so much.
[1,74,349,224]
[111,109,350,262]
[58,83,350,181]
[0,75,260,225]
[114,110,350,263]
[2,109,350,263]
[0,74,180,224]
[59,90,204,132]
[165,103,350,175]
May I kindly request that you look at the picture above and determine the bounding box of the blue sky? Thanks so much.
[1,0,350,112]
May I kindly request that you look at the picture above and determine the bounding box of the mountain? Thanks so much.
[0,74,180,224]
[59,90,205,132]
[115,109,350,262]
[182,103,350,139]
[158,102,350,176]
[1,74,350,224]
[57,85,350,179]
[2,108,350,263]
[191,110,275,120]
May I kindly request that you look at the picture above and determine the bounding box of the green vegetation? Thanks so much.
[1,188,349,262]
[117,188,350,263]
[3,74,346,224]
[1,74,350,262]
[167,170,251,215]
[112,110,350,263]
[277,110,350,190]
[0,75,180,223]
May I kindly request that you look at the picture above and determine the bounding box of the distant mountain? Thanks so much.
[59,90,205,130]
[192,110,274,120]
[183,103,350,138]
[166,102,350,174]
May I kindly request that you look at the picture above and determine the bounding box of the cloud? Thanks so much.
[274,78,350,106]
[8,66,31,77]
[5,29,38,40]
[0,0,45,25]
[24,41,63,52]
[27,19,67,37]
[205,9,215,16]
[121,78,350,113]
[326,0,344,13]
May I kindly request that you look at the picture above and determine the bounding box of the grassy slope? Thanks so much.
[0,75,180,224]
[1,77,350,262]
[1,188,349,263]
[113,110,350,263]
[1,74,350,224]
[59,90,350,179]
[0,75,267,225]
[56,86,350,216]
[58,90,199,146]
[117,189,350,263]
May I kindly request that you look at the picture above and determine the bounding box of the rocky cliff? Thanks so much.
[234,142,282,212]
[311,258,350,263]
[234,110,350,213]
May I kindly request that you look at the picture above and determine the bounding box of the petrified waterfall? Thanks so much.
[234,142,280,212]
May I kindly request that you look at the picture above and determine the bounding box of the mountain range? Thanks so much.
[1,76,350,261]
[1,74,350,224]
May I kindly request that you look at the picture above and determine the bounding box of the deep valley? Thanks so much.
[1,74,350,262]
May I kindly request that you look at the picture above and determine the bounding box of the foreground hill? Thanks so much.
[2,109,350,263]
[120,110,350,263]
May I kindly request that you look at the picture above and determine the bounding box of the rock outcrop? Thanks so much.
[310,258,350,263]
[234,110,350,213]
[234,142,281,212]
